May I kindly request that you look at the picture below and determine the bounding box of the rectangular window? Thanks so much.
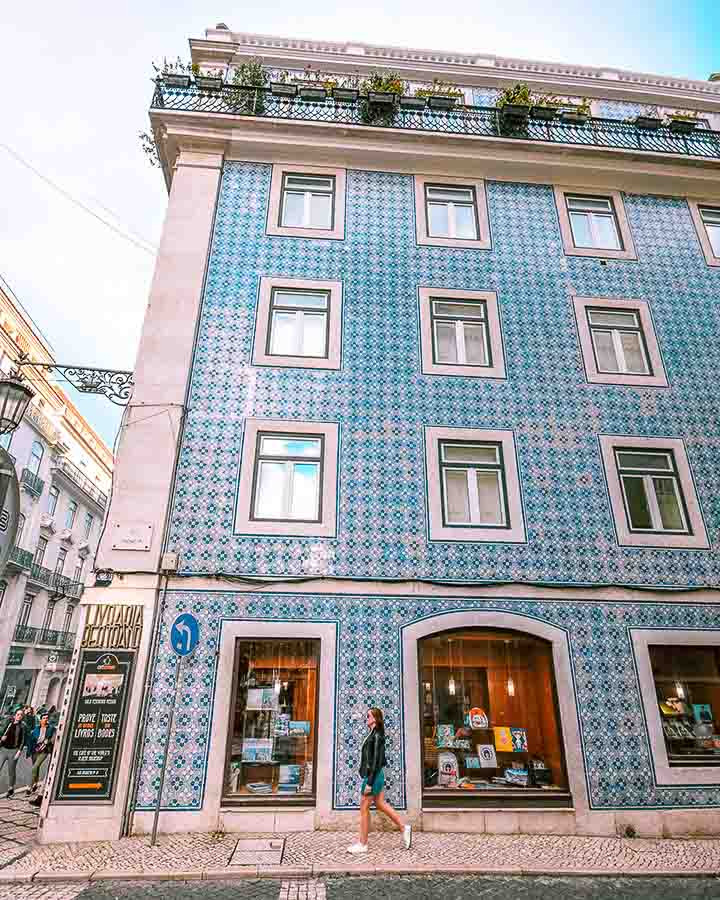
[699,206,720,257]
[267,289,330,359]
[587,308,650,375]
[439,441,507,528]
[42,600,56,632]
[73,560,84,583]
[224,638,320,801]
[34,538,48,566]
[431,299,490,367]
[615,450,689,534]
[425,185,479,240]
[566,195,623,250]
[62,604,75,634]
[280,174,335,230]
[251,434,323,523]
[48,486,60,516]
[649,645,720,766]
[19,594,33,627]
[65,500,78,529]
[55,548,67,575]
[84,512,94,539]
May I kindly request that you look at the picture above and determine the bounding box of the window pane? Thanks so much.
[453,204,478,240]
[444,470,470,523]
[476,471,504,524]
[260,437,322,458]
[619,332,648,373]
[285,175,333,192]
[435,322,458,363]
[255,461,286,518]
[653,477,685,531]
[623,476,653,529]
[301,313,327,357]
[426,186,474,202]
[705,223,720,257]
[591,330,619,372]
[225,638,319,799]
[274,291,328,310]
[432,301,485,319]
[569,211,593,247]
[290,462,319,519]
[269,311,300,355]
[442,444,498,464]
[587,310,639,327]
[463,323,488,366]
[567,196,613,213]
[428,202,450,237]
[281,191,305,227]
[699,207,720,225]
[617,452,671,471]
[308,192,332,229]
[592,213,622,250]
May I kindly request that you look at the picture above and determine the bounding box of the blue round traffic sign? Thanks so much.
[170,613,200,657]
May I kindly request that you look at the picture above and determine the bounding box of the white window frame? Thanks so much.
[267,164,346,240]
[554,186,637,260]
[252,277,343,371]
[425,426,526,543]
[688,200,720,267]
[418,288,505,379]
[414,175,491,249]
[48,485,60,516]
[616,450,688,534]
[236,418,339,538]
[572,296,668,387]
[598,435,709,549]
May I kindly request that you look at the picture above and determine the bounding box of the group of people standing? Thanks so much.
[0,704,57,800]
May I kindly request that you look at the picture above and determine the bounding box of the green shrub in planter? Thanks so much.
[359,71,407,125]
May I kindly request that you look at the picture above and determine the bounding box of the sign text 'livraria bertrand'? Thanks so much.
[81,603,143,650]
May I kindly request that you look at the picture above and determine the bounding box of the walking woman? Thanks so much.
[26,712,56,794]
[0,709,27,798]
[347,707,412,854]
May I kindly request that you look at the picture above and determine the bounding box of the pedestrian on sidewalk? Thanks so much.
[347,707,412,854]
[0,708,28,798]
[26,712,56,794]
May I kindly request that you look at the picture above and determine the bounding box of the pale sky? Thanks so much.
[1,0,717,447]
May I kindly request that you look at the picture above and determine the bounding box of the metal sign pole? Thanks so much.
[150,654,183,847]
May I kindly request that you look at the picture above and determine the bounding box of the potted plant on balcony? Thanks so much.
[531,94,562,121]
[359,72,407,125]
[414,78,464,110]
[496,83,533,133]
[195,68,225,91]
[152,57,195,89]
[667,109,700,134]
[270,70,298,98]
[559,98,592,125]
[332,74,361,103]
[229,58,269,115]
[633,105,662,130]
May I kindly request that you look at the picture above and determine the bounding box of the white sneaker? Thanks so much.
[403,824,412,850]
[347,842,368,854]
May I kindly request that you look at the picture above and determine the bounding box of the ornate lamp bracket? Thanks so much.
[16,357,134,406]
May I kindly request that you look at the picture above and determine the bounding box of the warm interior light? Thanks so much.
[675,681,685,699]
[448,677,456,696]
[507,677,515,697]
[273,678,282,694]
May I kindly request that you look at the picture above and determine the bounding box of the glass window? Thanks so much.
[268,290,330,359]
[431,299,490,367]
[615,449,689,533]
[252,434,323,523]
[280,174,335,230]
[425,185,479,240]
[34,537,48,566]
[439,441,507,527]
[0,432,12,451]
[48,486,60,516]
[420,629,568,801]
[73,560,84,583]
[586,309,650,375]
[84,512,94,538]
[54,548,67,575]
[650,645,720,766]
[65,500,78,529]
[16,513,25,546]
[28,440,44,476]
[41,600,56,632]
[699,206,720,257]
[19,593,34,627]
[225,638,320,800]
[566,195,623,250]
[62,604,75,634]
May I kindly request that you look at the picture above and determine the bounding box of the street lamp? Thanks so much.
[0,371,35,435]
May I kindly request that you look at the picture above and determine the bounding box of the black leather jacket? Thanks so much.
[359,728,387,784]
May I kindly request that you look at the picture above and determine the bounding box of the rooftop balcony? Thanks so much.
[151,81,720,162]
[52,456,108,509]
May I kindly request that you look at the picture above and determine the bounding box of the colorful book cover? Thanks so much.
[693,703,713,725]
[493,726,513,752]
[289,721,311,735]
[469,707,489,729]
[438,751,459,786]
[477,744,498,768]
[465,755,481,769]
[511,727,528,752]
[436,724,455,747]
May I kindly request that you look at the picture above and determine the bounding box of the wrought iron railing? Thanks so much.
[7,545,33,570]
[36,628,75,648]
[53,457,108,509]
[151,82,720,161]
[50,572,84,600]
[28,561,53,586]
[13,624,38,643]
[20,468,45,498]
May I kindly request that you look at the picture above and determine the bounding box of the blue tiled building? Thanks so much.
[41,27,720,843]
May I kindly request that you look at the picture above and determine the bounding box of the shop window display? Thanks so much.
[419,629,569,805]
[225,639,319,800]
[650,645,720,765]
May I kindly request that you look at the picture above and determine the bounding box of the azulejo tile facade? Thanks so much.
[167,161,719,588]
[135,589,720,813]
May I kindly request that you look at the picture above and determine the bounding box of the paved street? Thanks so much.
[0,755,35,795]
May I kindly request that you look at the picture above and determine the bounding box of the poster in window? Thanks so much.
[493,726,514,752]
[477,744,497,768]
[438,751,459,786]
[510,727,528,752]
[693,704,714,725]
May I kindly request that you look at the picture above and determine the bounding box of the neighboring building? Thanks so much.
[0,282,112,716]
[40,27,720,844]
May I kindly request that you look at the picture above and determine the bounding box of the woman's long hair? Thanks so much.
[369,707,385,735]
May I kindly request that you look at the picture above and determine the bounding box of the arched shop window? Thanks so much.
[419,628,570,807]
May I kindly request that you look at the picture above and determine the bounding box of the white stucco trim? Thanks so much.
[252,277,343,371]
[598,434,709,550]
[414,175,491,249]
[418,288,506,380]
[266,164,346,240]
[401,609,589,817]
[554,186,637,260]
[235,418,339,538]
[572,296,668,388]
[424,426,526,543]
[687,200,720,267]
[631,629,720,786]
